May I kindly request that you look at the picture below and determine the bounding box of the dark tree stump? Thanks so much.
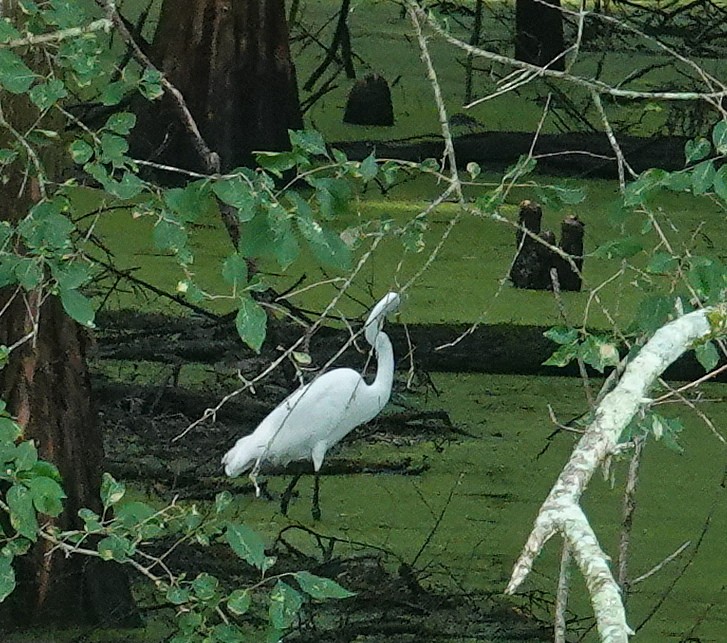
[510,200,544,289]
[555,214,585,291]
[534,229,558,290]
[343,74,394,126]
[510,202,585,291]
[515,0,566,71]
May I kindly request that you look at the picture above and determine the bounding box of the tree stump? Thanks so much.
[510,202,585,291]
[343,74,394,126]
[511,200,547,289]
[555,215,585,291]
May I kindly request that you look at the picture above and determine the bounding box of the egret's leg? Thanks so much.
[280,473,303,516]
[311,471,321,521]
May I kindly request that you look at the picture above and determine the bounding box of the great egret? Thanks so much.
[222,292,401,519]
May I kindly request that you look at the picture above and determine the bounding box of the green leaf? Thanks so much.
[311,177,351,219]
[695,341,719,373]
[629,295,676,335]
[27,476,66,517]
[0,18,21,44]
[289,129,327,156]
[712,120,727,155]
[14,258,43,290]
[192,572,219,601]
[225,522,266,569]
[688,259,726,304]
[713,166,727,202]
[227,589,251,615]
[51,261,91,291]
[139,68,163,100]
[0,554,16,603]
[296,211,351,271]
[98,132,128,168]
[593,237,643,260]
[106,172,145,200]
[235,296,267,353]
[0,50,36,93]
[624,169,668,206]
[13,441,37,472]
[115,501,161,538]
[268,581,303,630]
[211,624,246,643]
[0,417,21,444]
[166,585,191,605]
[19,199,75,250]
[59,288,96,328]
[105,112,137,135]
[29,78,67,111]
[100,472,125,508]
[215,491,232,514]
[646,252,678,275]
[164,181,216,222]
[0,148,18,165]
[7,484,38,541]
[542,343,578,368]
[101,80,128,106]
[222,253,248,287]
[97,534,134,562]
[543,326,578,345]
[176,612,203,637]
[153,218,188,256]
[549,185,586,205]
[28,460,62,484]
[684,137,711,164]
[69,139,93,165]
[691,160,715,195]
[578,335,620,373]
[256,151,299,177]
[359,154,378,182]
[212,174,256,215]
[662,170,692,192]
[647,414,684,453]
[78,508,103,533]
[294,571,355,599]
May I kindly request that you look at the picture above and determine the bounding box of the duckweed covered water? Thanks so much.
[226,373,727,642]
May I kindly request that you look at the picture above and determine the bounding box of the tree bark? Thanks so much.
[131,0,303,173]
[0,3,138,626]
[514,0,566,71]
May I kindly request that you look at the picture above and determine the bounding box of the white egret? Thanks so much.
[222,292,401,519]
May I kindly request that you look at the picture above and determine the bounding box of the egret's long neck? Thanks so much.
[369,331,394,406]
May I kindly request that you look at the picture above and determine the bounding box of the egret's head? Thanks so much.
[222,435,264,478]
[364,291,401,345]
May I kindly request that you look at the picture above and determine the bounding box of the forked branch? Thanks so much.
[506,305,726,642]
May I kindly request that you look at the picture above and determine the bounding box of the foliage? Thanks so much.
[543,118,727,440]
[0,3,368,638]
[0,422,354,639]
[2,0,727,640]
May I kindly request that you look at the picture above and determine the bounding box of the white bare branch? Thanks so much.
[506,305,725,642]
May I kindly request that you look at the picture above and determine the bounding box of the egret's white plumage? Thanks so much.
[222,292,400,487]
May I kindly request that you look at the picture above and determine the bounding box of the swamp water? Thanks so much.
[228,372,727,642]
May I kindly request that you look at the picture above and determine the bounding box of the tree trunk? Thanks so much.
[132,0,303,173]
[514,0,566,71]
[0,3,138,627]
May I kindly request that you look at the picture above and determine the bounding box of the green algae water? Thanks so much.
[228,373,727,642]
